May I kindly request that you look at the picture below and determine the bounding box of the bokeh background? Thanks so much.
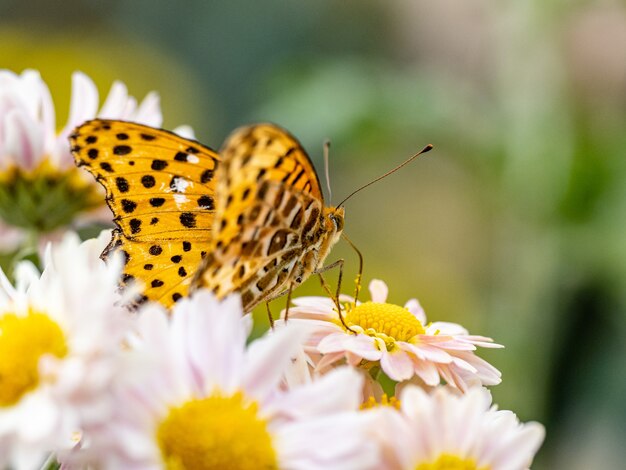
[2,0,625,468]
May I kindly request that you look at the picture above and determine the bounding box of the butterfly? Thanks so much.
[70,120,344,312]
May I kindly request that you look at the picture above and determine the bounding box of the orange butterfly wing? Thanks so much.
[70,119,220,307]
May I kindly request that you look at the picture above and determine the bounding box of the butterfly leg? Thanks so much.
[341,233,364,304]
[316,260,357,334]
[283,282,295,323]
[265,302,275,330]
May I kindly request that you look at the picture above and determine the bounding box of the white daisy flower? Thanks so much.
[84,290,381,470]
[0,231,131,470]
[376,386,545,470]
[0,69,191,250]
[282,279,503,392]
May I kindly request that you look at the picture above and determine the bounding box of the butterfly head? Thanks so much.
[325,206,345,240]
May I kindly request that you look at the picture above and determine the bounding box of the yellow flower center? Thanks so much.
[344,301,425,343]
[0,311,68,406]
[156,392,278,470]
[416,454,489,470]
[360,393,401,410]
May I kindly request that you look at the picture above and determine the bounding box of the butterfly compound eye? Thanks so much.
[329,213,344,232]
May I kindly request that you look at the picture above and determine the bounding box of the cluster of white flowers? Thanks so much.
[0,70,545,469]
[0,233,544,469]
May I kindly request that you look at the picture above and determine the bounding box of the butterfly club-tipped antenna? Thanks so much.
[336,144,434,208]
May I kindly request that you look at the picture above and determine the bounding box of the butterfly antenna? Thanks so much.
[323,139,332,202]
[337,144,433,207]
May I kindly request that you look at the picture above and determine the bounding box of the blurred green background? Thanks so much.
[2,0,625,467]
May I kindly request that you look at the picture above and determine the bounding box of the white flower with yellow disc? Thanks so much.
[0,69,192,250]
[83,290,381,469]
[0,231,131,469]
[282,279,503,392]
[373,386,545,470]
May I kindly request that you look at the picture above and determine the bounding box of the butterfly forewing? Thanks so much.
[70,119,220,307]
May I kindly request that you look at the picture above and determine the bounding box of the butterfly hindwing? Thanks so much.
[70,119,219,307]
[193,124,327,310]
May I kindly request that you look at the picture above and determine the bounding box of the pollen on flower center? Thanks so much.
[416,453,488,470]
[360,394,401,410]
[156,392,278,470]
[0,311,68,406]
[345,301,425,342]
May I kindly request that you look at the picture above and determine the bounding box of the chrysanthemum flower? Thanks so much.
[374,386,545,470]
[0,232,131,469]
[84,290,380,469]
[282,279,503,391]
[0,69,191,250]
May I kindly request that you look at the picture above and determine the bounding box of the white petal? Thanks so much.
[133,91,162,126]
[380,350,414,381]
[3,108,43,170]
[405,298,427,323]
[276,413,383,470]
[173,291,246,393]
[368,279,388,303]
[172,124,195,139]
[64,71,98,132]
[98,80,129,118]
[243,323,309,401]
[428,321,470,335]
[267,367,362,419]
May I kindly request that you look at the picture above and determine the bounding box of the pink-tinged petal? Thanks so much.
[426,337,477,351]
[401,341,452,363]
[440,364,468,391]
[380,350,414,381]
[285,307,337,322]
[290,295,337,314]
[0,223,25,252]
[98,81,129,118]
[319,332,382,362]
[315,351,345,371]
[450,355,478,373]
[318,332,354,353]
[344,335,383,361]
[411,358,441,386]
[3,108,43,170]
[133,91,162,126]
[268,367,362,419]
[455,352,502,385]
[243,323,309,402]
[368,279,388,303]
[405,298,427,323]
[461,335,504,348]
